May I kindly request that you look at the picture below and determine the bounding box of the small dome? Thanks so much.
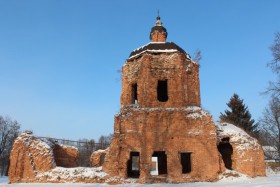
[150,16,168,41]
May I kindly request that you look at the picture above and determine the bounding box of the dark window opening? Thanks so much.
[157,80,168,102]
[152,151,167,175]
[132,83,138,104]
[127,152,140,178]
[181,153,191,173]
[218,143,233,170]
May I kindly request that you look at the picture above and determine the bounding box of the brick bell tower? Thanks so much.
[103,16,221,183]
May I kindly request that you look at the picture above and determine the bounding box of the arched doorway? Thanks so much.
[218,138,233,170]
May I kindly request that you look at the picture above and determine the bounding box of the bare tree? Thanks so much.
[0,116,21,176]
[269,32,280,73]
[259,33,280,159]
[193,49,202,64]
[266,32,280,98]
[96,134,113,150]
[77,139,96,166]
[259,97,280,157]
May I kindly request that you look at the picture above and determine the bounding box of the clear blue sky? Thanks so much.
[0,0,279,140]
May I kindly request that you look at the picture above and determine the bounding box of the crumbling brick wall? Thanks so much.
[103,107,221,183]
[103,50,219,182]
[121,53,200,108]
[53,144,79,168]
[9,133,79,183]
[9,133,56,183]
[216,122,266,177]
[90,149,108,167]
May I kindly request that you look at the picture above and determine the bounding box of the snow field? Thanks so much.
[1,174,280,187]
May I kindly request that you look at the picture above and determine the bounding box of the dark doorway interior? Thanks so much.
[157,80,168,102]
[218,142,233,170]
[132,83,138,104]
[181,152,191,173]
[127,152,140,178]
[152,151,167,175]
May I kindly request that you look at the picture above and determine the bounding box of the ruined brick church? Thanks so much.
[102,16,218,182]
[102,16,265,182]
[9,16,265,184]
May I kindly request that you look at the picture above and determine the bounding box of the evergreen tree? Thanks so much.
[220,93,258,135]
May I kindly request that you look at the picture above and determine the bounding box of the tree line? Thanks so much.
[0,116,20,176]
[261,32,280,158]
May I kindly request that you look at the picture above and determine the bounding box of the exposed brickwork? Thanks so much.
[9,133,79,183]
[121,53,200,108]
[53,144,79,168]
[103,108,221,182]
[150,31,166,42]
[232,142,266,177]
[9,133,56,183]
[90,149,108,167]
[217,122,266,177]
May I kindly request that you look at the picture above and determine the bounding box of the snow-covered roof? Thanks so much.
[215,122,259,149]
[127,42,191,60]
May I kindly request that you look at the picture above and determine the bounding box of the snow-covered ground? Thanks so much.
[1,174,280,187]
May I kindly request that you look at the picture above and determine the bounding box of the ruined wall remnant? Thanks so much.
[9,132,56,183]
[8,132,136,184]
[9,132,87,183]
[90,149,108,167]
[216,122,266,177]
[53,144,79,168]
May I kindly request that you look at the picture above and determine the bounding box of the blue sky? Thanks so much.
[0,0,279,140]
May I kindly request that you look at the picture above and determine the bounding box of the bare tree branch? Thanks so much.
[259,97,280,156]
[193,49,202,64]
[268,32,280,74]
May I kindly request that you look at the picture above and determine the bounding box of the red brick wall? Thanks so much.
[121,53,201,108]
[103,108,221,182]
[150,32,166,42]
